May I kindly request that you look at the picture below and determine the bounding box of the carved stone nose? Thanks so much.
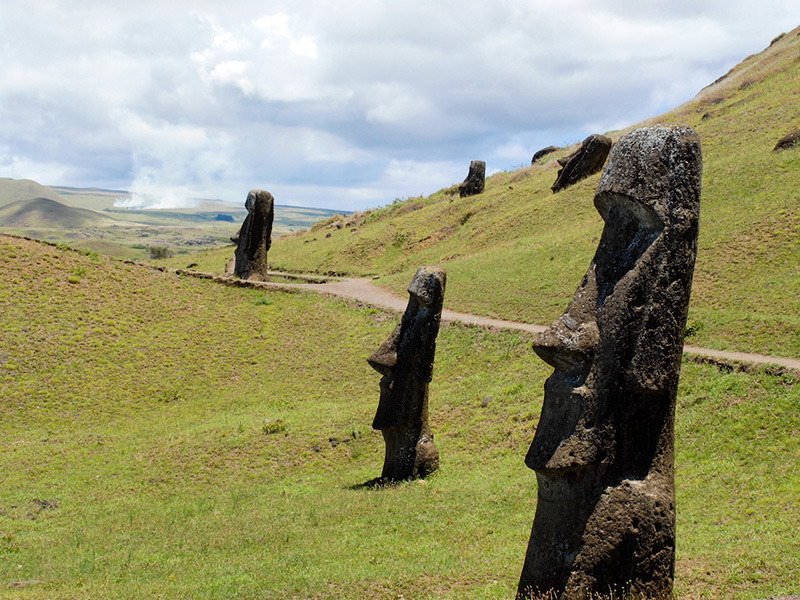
[533,317,599,373]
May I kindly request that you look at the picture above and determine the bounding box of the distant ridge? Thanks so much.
[51,185,130,195]
[0,197,116,228]
[0,178,67,208]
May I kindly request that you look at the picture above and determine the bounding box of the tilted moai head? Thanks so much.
[517,125,702,600]
[551,134,612,193]
[367,266,446,482]
[458,160,486,197]
[233,189,274,281]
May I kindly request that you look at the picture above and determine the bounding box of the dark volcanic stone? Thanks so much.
[551,134,612,193]
[458,160,486,197]
[774,129,800,150]
[368,266,446,481]
[518,125,702,600]
[233,190,274,281]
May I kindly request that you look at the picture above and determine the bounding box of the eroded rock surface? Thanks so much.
[368,266,446,481]
[458,160,486,197]
[551,134,612,193]
[518,125,702,600]
[233,190,274,281]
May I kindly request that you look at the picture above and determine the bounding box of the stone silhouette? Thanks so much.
[233,190,274,281]
[518,125,702,600]
[458,160,486,197]
[551,134,612,193]
[367,266,446,481]
[774,129,800,150]
[531,146,559,164]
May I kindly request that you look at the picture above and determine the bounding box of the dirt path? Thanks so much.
[255,274,800,372]
[7,234,796,372]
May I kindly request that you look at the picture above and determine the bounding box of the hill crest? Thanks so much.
[0,196,116,228]
[0,177,69,208]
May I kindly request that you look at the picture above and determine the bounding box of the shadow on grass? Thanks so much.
[347,476,397,490]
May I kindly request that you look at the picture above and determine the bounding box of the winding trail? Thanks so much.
[250,274,800,373]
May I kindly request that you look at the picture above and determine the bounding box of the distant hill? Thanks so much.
[0,197,117,228]
[49,185,346,232]
[0,178,68,207]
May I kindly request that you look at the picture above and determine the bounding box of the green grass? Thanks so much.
[1,235,798,599]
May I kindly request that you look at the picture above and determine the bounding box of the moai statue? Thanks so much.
[517,125,702,600]
[234,189,274,281]
[551,134,612,193]
[459,160,486,197]
[367,266,446,481]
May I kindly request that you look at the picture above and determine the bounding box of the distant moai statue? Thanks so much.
[234,190,274,281]
[517,125,702,600]
[531,146,559,165]
[551,134,612,193]
[458,160,486,197]
[367,266,446,481]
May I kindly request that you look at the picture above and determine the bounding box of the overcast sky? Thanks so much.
[1,2,796,211]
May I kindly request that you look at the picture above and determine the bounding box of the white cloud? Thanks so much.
[0,152,70,186]
[111,110,240,208]
[0,0,798,210]
[364,85,435,124]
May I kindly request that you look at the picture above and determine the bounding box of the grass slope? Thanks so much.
[0,198,117,229]
[1,234,798,599]
[0,179,66,208]
[252,25,800,359]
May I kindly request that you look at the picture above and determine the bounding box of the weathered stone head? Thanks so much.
[518,125,702,600]
[368,266,446,481]
[551,134,612,193]
[458,160,486,197]
[233,189,274,281]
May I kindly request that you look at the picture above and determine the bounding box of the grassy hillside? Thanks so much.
[238,25,800,360]
[0,179,66,207]
[1,234,798,599]
[0,197,117,229]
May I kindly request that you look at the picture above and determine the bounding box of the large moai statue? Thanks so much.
[458,160,486,197]
[367,266,446,481]
[517,125,702,600]
[233,189,274,281]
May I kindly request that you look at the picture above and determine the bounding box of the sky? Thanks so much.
[1,2,797,211]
